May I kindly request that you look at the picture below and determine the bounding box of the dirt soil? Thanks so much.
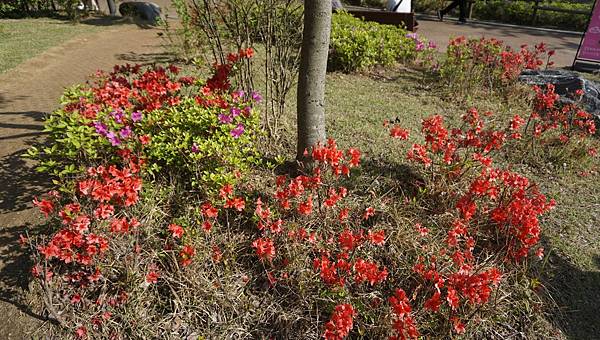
[0,20,168,338]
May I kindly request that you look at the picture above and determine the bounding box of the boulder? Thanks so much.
[118,1,161,24]
[519,69,600,126]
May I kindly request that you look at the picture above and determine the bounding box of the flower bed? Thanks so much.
[22,34,600,338]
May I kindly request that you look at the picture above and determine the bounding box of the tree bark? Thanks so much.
[296,0,331,161]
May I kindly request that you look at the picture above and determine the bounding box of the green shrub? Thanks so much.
[436,36,553,97]
[27,59,261,191]
[329,12,436,72]
[472,0,590,31]
[141,95,260,187]
[413,0,447,13]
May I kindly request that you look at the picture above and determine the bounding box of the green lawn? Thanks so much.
[0,18,103,73]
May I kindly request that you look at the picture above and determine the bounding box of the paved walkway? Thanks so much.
[417,17,582,68]
[0,21,166,338]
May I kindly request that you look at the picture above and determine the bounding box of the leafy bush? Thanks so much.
[26,51,261,190]
[437,36,553,96]
[472,0,590,32]
[0,0,86,20]
[329,12,437,72]
[413,0,447,13]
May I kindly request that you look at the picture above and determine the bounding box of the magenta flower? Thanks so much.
[251,91,262,102]
[230,107,241,117]
[106,131,121,146]
[94,121,108,136]
[111,110,124,123]
[233,90,245,102]
[428,41,437,49]
[218,114,233,124]
[131,111,142,122]
[119,126,132,139]
[231,123,245,138]
[191,143,199,153]
[416,42,425,52]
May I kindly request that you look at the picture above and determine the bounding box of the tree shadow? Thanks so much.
[0,137,50,213]
[542,249,600,339]
[0,110,45,123]
[79,15,158,29]
[0,94,31,110]
[0,133,53,326]
[360,157,425,197]
[116,51,176,65]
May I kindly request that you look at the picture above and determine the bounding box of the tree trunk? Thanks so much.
[296,0,331,161]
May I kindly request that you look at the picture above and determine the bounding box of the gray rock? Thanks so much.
[519,69,600,126]
[119,1,161,24]
[332,0,344,10]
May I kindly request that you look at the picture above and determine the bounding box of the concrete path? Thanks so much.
[0,21,166,339]
[417,16,582,68]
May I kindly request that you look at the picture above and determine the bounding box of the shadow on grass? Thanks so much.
[1,11,160,29]
[360,157,425,197]
[543,250,600,339]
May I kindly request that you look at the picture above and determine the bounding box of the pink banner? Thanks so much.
[578,0,600,61]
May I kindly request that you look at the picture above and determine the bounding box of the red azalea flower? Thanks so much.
[180,245,196,266]
[390,125,410,139]
[251,237,275,261]
[323,304,356,340]
[168,223,184,238]
[146,271,160,284]
[368,230,385,245]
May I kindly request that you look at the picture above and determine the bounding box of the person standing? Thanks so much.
[437,0,468,23]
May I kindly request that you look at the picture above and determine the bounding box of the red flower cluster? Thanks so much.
[530,84,596,139]
[387,105,562,334]
[252,237,276,261]
[34,154,144,284]
[312,251,388,288]
[307,138,361,177]
[353,258,388,286]
[389,289,419,340]
[446,37,553,85]
[200,201,219,232]
[323,304,356,340]
[180,245,196,267]
[403,109,522,170]
[72,64,189,117]
[199,48,255,105]
[78,156,143,207]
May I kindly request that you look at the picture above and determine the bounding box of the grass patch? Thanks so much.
[276,65,599,339]
[0,18,103,73]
